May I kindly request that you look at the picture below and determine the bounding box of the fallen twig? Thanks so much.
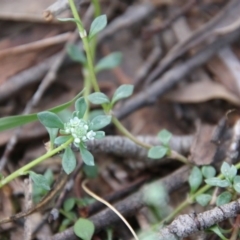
[158,199,240,240]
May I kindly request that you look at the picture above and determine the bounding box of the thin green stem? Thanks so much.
[68,0,100,93]
[0,138,73,188]
[170,150,188,164]
[112,116,151,149]
[91,0,101,60]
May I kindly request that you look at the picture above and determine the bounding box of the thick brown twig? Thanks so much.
[87,135,192,159]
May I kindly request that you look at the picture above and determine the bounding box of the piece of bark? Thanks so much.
[158,199,240,240]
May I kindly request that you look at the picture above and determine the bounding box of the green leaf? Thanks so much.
[158,129,172,146]
[95,52,122,72]
[59,218,72,232]
[0,89,84,132]
[196,194,212,206]
[94,131,105,139]
[233,176,240,192]
[208,225,228,240]
[83,165,98,178]
[216,191,232,206]
[89,109,105,121]
[74,218,95,240]
[32,169,54,203]
[38,111,64,129]
[54,135,72,145]
[89,15,107,40]
[62,147,77,174]
[205,178,230,188]
[202,165,216,179]
[221,162,237,181]
[75,97,87,118]
[90,115,111,130]
[79,144,94,166]
[44,169,54,185]
[234,175,240,184]
[148,146,168,159]
[46,127,58,150]
[88,92,110,105]
[188,167,203,194]
[143,182,168,207]
[66,44,86,64]
[29,171,51,191]
[111,84,134,105]
[64,198,76,212]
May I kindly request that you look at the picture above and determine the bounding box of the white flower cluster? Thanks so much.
[64,117,96,146]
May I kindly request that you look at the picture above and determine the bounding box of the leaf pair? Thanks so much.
[59,14,107,41]
[88,84,134,109]
[148,129,172,159]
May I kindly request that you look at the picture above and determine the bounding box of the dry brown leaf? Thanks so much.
[208,51,240,97]
[163,80,240,105]
[189,122,217,165]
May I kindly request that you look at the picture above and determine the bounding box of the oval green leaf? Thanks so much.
[94,131,105,139]
[88,92,110,105]
[90,115,111,131]
[29,171,51,191]
[79,144,94,166]
[196,194,212,207]
[75,97,87,119]
[202,165,216,179]
[148,146,168,159]
[54,135,72,145]
[95,52,122,72]
[62,147,77,174]
[158,129,172,146]
[74,218,95,240]
[205,177,230,188]
[67,44,86,64]
[37,111,64,129]
[111,84,134,105]
[89,15,107,40]
[216,191,232,206]
[188,167,202,194]
[64,198,76,212]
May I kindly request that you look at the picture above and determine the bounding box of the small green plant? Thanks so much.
[59,196,95,232]
[148,129,172,159]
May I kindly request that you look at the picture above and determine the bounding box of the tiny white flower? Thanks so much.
[84,125,88,130]
[74,138,80,144]
[72,133,77,138]
[70,128,75,133]
[87,130,96,140]
[65,129,70,134]
[82,136,87,141]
